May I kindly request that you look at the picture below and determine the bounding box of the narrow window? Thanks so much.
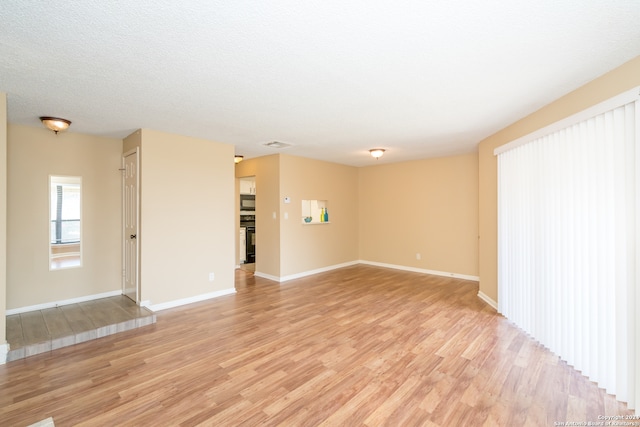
[49,176,82,270]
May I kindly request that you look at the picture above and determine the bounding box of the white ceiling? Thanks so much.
[1,1,639,166]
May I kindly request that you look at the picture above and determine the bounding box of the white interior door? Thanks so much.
[123,149,139,303]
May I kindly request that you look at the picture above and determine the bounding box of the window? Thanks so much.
[495,88,638,408]
[49,176,82,270]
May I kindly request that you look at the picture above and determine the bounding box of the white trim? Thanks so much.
[477,291,498,310]
[143,288,236,312]
[494,86,640,156]
[5,290,122,315]
[358,260,480,282]
[0,342,9,365]
[256,261,478,283]
[27,417,55,427]
[634,97,640,412]
[254,261,360,283]
[122,147,140,303]
[279,261,360,282]
[253,271,281,282]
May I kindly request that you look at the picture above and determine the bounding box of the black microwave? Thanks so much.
[240,194,255,211]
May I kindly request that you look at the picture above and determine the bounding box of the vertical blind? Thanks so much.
[496,89,638,408]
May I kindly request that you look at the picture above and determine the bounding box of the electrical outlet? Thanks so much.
[208,272,215,282]
[416,253,421,260]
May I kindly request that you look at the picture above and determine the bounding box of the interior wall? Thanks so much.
[478,55,640,303]
[0,93,7,346]
[6,124,123,308]
[358,153,479,277]
[138,129,235,306]
[279,154,359,277]
[123,129,141,153]
[235,155,280,278]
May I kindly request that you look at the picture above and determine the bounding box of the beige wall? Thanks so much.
[235,155,281,277]
[7,125,123,308]
[235,154,359,278]
[237,152,475,280]
[123,129,141,153]
[279,154,359,277]
[359,153,479,277]
[137,129,235,306]
[0,94,6,346]
[478,55,640,303]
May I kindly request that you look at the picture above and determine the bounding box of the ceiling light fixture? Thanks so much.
[40,116,71,135]
[234,155,244,164]
[369,148,385,159]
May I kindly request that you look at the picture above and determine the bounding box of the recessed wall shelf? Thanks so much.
[302,199,330,225]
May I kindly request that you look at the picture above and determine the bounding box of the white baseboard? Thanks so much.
[6,290,123,315]
[255,260,478,283]
[143,288,236,312]
[253,271,280,282]
[254,261,360,283]
[279,261,360,282]
[358,260,480,282]
[0,342,9,365]
[477,291,498,310]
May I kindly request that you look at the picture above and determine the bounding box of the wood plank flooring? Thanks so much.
[0,265,634,426]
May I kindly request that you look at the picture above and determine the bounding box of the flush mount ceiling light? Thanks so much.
[234,155,244,163]
[39,116,71,135]
[369,148,385,159]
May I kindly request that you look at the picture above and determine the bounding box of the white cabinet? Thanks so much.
[239,178,255,195]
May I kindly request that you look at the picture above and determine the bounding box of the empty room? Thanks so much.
[1,1,639,426]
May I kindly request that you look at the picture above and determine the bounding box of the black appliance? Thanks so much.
[244,227,255,263]
[240,194,255,211]
[240,214,255,263]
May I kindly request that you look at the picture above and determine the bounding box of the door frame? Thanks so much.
[122,148,140,303]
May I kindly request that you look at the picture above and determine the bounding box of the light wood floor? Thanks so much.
[0,265,633,426]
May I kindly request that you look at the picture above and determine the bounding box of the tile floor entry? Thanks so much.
[6,296,156,362]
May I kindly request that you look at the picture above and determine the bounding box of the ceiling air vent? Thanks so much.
[264,141,292,149]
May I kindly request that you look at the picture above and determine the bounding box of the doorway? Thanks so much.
[239,176,255,271]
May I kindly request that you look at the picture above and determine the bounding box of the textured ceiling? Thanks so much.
[1,1,639,166]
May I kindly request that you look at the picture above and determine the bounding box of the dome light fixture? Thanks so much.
[234,155,244,164]
[40,116,71,135]
[369,148,385,159]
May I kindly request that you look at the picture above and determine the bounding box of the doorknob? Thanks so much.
[130,234,137,239]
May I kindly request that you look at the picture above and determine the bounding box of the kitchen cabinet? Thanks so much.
[239,178,255,195]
